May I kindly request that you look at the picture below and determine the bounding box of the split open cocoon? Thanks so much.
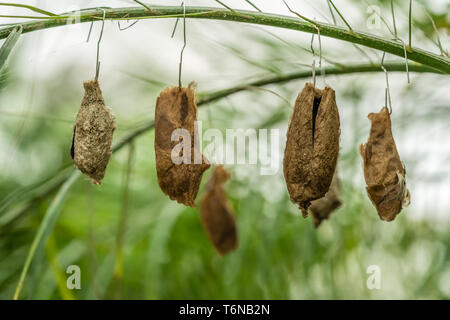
[283,82,340,217]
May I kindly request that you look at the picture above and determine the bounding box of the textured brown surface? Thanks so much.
[360,107,410,221]
[283,82,340,217]
[71,80,116,184]
[310,170,342,228]
[200,166,238,255]
[154,84,210,207]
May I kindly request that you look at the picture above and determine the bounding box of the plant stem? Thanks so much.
[0,3,57,16]
[113,143,135,299]
[244,0,261,12]
[0,6,448,73]
[327,0,353,31]
[13,171,81,300]
[196,61,440,105]
[390,0,397,39]
[409,0,412,50]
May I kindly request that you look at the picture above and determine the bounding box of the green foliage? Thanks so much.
[0,0,449,300]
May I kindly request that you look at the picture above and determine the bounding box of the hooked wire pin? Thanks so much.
[171,18,180,38]
[310,33,316,87]
[398,38,410,84]
[310,25,324,87]
[381,52,393,114]
[95,8,106,82]
[118,20,139,31]
[178,2,187,88]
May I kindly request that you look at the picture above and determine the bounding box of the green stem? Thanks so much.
[327,0,353,31]
[0,3,57,16]
[0,6,448,73]
[13,171,81,300]
[409,0,412,50]
[390,0,397,39]
[197,61,441,104]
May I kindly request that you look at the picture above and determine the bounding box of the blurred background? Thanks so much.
[0,0,449,299]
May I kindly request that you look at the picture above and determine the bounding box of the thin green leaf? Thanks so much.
[13,171,80,300]
[0,3,57,16]
[0,25,22,72]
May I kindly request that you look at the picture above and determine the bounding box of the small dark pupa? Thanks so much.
[360,107,410,221]
[71,80,116,184]
[154,83,210,207]
[309,170,342,228]
[283,82,340,217]
[200,165,238,255]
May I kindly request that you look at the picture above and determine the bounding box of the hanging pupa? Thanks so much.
[200,165,238,255]
[154,83,210,207]
[283,82,340,216]
[71,80,116,184]
[359,107,410,221]
[309,170,342,228]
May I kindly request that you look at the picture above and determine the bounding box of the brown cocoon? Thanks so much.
[309,170,342,228]
[154,84,210,207]
[360,107,410,221]
[283,82,340,216]
[200,165,238,255]
[71,80,116,184]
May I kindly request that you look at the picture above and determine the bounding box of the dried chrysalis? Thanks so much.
[309,170,342,228]
[200,165,238,255]
[283,82,340,216]
[360,107,410,221]
[154,83,210,207]
[71,80,116,184]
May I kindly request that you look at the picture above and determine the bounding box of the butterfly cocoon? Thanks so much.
[283,82,340,217]
[309,170,342,228]
[71,80,116,184]
[154,83,210,207]
[200,165,238,255]
[360,107,410,221]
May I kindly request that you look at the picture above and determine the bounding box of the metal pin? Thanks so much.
[381,52,392,114]
[310,25,324,87]
[95,8,106,81]
[86,21,94,42]
[398,38,410,84]
[315,25,325,84]
[171,18,180,38]
[178,2,186,88]
[118,20,139,31]
[310,33,316,87]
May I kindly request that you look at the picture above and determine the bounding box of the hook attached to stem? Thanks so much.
[178,1,187,88]
[95,8,106,82]
[381,52,393,114]
[396,38,410,84]
[310,33,316,87]
[310,25,324,87]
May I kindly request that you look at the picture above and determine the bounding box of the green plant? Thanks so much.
[0,2,449,300]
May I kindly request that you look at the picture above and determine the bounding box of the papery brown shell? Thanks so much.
[200,165,238,255]
[154,84,210,207]
[71,80,116,184]
[309,170,342,228]
[359,107,410,221]
[283,82,340,216]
